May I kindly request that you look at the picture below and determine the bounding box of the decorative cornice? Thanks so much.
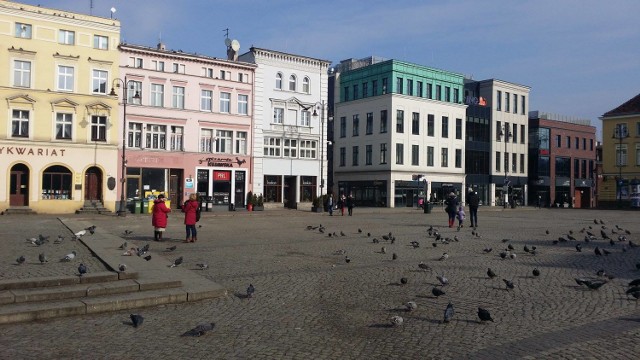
[87,57,114,65]
[53,52,80,61]
[8,46,36,56]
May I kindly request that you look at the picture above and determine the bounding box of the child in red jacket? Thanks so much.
[151,194,171,241]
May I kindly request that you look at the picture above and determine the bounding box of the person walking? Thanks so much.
[339,194,346,216]
[467,188,480,229]
[457,205,466,228]
[327,194,334,216]
[444,192,459,228]
[151,194,171,241]
[347,193,355,216]
[182,193,199,243]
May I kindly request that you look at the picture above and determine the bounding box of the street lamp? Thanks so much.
[312,100,326,207]
[499,125,512,209]
[109,77,140,216]
[614,123,628,208]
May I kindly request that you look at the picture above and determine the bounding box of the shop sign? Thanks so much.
[199,157,233,167]
[0,146,66,156]
[464,96,487,106]
[266,179,278,185]
[185,177,194,189]
[214,171,230,181]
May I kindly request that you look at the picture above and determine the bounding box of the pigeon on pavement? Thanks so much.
[166,246,177,252]
[405,301,417,312]
[181,322,216,337]
[418,262,431,271]
[16,255,26,265]
[443,302,454,323]
[39,253,48,264]
[533,268,540,277]
[118,264,127,272]
[436,273,449,286]
[169,256,183,268]
[478,308,494,322]
[487,268,497,279]
[390,316,403,327]
[196,263,208,270]
[130,314,144,328]
[246,284,255,298]
[60,251,77,262]
[78,263,88,276]
[432,287,445,297]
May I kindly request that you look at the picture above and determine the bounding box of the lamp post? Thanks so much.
[499,125,512,208]
[312,101,326,208]
[109,77,140,216]
[614,123,628,208]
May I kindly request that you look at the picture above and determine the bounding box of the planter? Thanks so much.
[253,205,264,211]
[247,204,253,211]
[311,206,323,213]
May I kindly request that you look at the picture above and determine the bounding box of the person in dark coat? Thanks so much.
[467,189,480,229]
[151,194,171,241]
[346,193,355,216]
[182,193,199,243]
[444,192,459,228]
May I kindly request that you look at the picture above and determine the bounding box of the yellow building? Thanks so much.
[599,93,640,208]
[0,1,121,213]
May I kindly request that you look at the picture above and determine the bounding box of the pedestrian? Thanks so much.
[444,192,459,228]
[457,205,466,228]
[151,194,171,241]
[339,194,346,216]
[327,194,334,216]
[537,195,542,209]
[346,193,355,216]
[467,188,480,229]
[182,193,199,243]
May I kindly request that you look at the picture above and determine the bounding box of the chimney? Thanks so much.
[157,42,166,51]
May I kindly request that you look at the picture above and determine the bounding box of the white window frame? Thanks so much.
[127,81,142,104]
[150,84,164,107]
[616,144,628,166]
[275,73,283,89]
[145,124,166,150]
[57,65,74,91]
[284,139,298,158]
[201,90,213,111]
[235,131,247,155]
[289,75,297,91]
[127,122,142,148]
[301,110,311,127]
[55,113,73,140]
[152,60,165,72]
[92,69,108,94]
[170,126,183,151]
[172,86,185,109]
[15,23,32,38]
[264,137,281,157]
[299,140,317,159]
[237,94,248,115]
[302,77,310,93]
[11,109,30,138]
[215,130,233,154]
[13,60,31,88]
[219,92,231,113]
[58,30,75,45]
[90,115,107,142]
[273,107,284,124]
[200,129,214,152]
[93,35,108,50]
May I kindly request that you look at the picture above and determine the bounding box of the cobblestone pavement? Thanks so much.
[1,207,639,359]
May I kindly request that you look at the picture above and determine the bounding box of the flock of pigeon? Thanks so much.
[307,217,639,327]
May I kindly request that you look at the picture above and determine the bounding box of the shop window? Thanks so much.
[42,165,72,199]
[300,176,316,202]
[264,175,282,202]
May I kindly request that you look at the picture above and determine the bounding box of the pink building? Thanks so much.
[116,43,255,211]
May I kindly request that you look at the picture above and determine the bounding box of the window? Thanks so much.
[426,83,433,99]
[396,143,404,164]
[344,86,349,101]
[436,85,441,100]
[636,144,640,166]
[382,78,388,94]
[407,79,413,96]
[505,92,510,112]
[590,139,594,151]
[12,110,29,137]
[380,110,388,133]
[556,135,561,148]
[496,121,502,141]
[427,146,434,166]
[555,157,571,177]
[496,90,502,111]
[264,175,282,202]
[238,94,248,115]
[512,123,517,144]
[574,159,580,179]
[575,137,579,150]
[512,153,517,173]
[352,146,359,166]
[353,84,359,100]
[396,77,403,94]
[380,143,387,164]
[616,144,628,166]
[513,94,518,114]
[412,112,420,135]
[581,159,587,178]
[441,116,449,138]
[396,110,404,133]
[505,122,511,142]
[201,90,213,111]
[362,82,368,98]
[352,115,359,136]
[521,125,525,143]
[273,108,284,124]
[127,81,142,104]
[455,149,462,168]
[340,116,346,137]
[128,122,142,148]
[264,137,281,157]
[219,92,230,113]
[520,154,525,173]
[219,70,231,80]
[566,136,571,148]
[93,35,108,50]
[289,75,297,91]
[372,80,378,96]
[57,66,74,91]
[13,60,31,87]
[90,115,107,141]
[521,95,526,115]
[236,131,247,155]
[131,57,143,68]
[427,114,434,136]
[412,145,419,165]
[496,152,501,172]
[538,156,550,176]
[151,84,164,107]
[172,86,185,109]
[216,130,233,154]
[582,138,586,150]
[441,148,448,167]
[417,81,423,97]
[238,73,248,82]
[58,30,75,45]
[173,63,180,73]
[15,23,32,38]
[302,77,310,93]
[339,147,346,166]
[42,166,72,200]
[55,113,72,140]
[201,129,214,152]
[170,126,183,151]
[505,152,509,172]
[152,60,165,72]
[455,118,462,139]
[366,113,373,134]
[445,86,450,102]
[275,73,283,89]
[299,140,316,158]
[366,145,372,165]
[146,125,166,149]
[92,70,108,94]
[454,88,460,103]
[301,110,310,126]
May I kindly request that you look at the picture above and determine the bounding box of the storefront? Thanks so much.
[430,182,462,205]
[197,167,248,209]
[394,180,424,208]
[337,180,387,207]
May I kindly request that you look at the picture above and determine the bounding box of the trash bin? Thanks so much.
[424,202,432,214]
[134,199,142,214]
[142,199,150,214]
[229,203,235,211]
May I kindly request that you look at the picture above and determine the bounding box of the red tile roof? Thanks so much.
[602,93,640,117]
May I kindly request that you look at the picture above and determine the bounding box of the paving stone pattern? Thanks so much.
[1,208,639,359]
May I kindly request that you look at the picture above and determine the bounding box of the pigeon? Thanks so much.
[599,219,605,225]
[357,228,362,233]
[381,247,386,254]
[507,244,515,251]
[443,302,454,323]
[600,229,610,240]
[499,251,507,259]
[418,262,431,271]
[478,308,494,322]
[169,256,183,268]
[74,229,87,237]
[367,232,371,237]
[16,255,26,265]
[432,287,445,297]
[584,280,607,290]
[392,253,398,260]
[372,238,379,244]
[487,268,497,279]
[483,248,493,253]
[439,253,448,261]
[503,279,514,290]
[382,235,390,241]
[523,245,530,253]
[405,301,417,312]
[334,249,346,255]
[594,247,602,256]
[390,316,403,327]
[340,231,346,237]
[509,252,517,260]
[143,255,152,261]
[629,279,640,287]
[567,234,576,241]
[594,219,598,224]
[436,273,449,286]
[118,241,128,250]
[625,287,640,295]
[246,284,255,298]
[37,253,48,264]
[545,229,550,235]
[78,263,87,276]
[166,245,177,252]
[54,235,65,244]
[137,244,150,257]
[345,256,351,264]
[409,241,420,249]
[575,243,583,252]
[122,230,133,236]
[60,250,77,262]
[38,234,50,243]
[118,264,127,272]
[85,225,96,235]
[575,277,590,286]
[130,314,144,328]
[181,322,216,337]
[533,268,540,277]
[196,263,208,270]
[400,277,408,285]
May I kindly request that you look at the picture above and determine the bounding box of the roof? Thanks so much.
[602,93,640,118]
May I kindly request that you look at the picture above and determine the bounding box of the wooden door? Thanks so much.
[9,164,29,206]
[169,169,183,209]
[84,167,102,201]
[574,189,582,208]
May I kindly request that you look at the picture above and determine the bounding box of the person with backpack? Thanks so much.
[182,193,199,243]
[151,194,171,241]
[444,192,459,228]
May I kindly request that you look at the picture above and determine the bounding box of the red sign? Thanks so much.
[214,171,230,181]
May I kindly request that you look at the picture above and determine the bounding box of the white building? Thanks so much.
[239,48,331,208]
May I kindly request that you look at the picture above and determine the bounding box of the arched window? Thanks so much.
[275,73,283,90]
[42,165,72,199]
[289,75,297,92]
[302,77,310,94]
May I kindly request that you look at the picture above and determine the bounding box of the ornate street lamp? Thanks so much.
[499,125,512,209]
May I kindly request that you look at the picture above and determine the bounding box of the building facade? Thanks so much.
[239,48,330,209]
[528,111,597,208]
[333,58,467,208]
[0,1,120,213]
[117,43,255,211]
[599,93,640,208]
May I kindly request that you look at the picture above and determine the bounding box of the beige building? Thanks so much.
[0,1,120,213]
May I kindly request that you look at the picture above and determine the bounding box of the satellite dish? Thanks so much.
[231,39,240,51]
[110,7,116,13]
[225,38,232,47]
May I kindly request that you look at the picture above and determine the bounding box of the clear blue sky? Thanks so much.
[18,0,640,139]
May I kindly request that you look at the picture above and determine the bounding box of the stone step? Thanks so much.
[3,208,36,215]
[0,271,121,291]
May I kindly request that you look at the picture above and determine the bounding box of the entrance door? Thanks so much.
[9,164,29,206]
[84,167,103,201]
[169,169,183,209]
[284,176,297,209]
